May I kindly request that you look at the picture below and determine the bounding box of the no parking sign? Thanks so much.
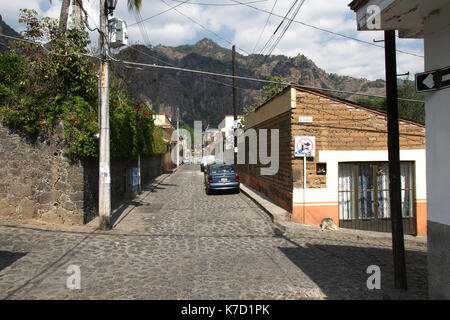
[294,136,315,157]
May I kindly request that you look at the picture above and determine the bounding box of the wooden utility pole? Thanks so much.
[98,0,111,230]
[384,30,407,290]
[232,45,237,166]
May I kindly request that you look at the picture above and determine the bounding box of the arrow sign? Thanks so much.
[416,66,450,92]
[295,136,315,157]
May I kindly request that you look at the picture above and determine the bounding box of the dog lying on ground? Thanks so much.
[320,218,338,231]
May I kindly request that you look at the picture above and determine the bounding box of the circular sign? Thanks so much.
[295,136,315,157]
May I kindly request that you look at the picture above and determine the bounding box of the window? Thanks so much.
[338,162,414,220]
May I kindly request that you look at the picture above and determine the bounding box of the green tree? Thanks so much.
[0,9,164,158]
[356,82,425,123]
[242,76,288,117]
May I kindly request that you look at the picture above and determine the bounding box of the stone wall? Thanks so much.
[0,121,162,225]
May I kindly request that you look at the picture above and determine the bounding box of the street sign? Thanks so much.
[415,66,450,92]
[298,116,313,123]
[294,136,315,157]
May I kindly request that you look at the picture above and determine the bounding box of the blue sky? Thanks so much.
[1,0,425,81]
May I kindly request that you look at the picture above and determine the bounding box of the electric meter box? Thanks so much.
[109,18,128,48]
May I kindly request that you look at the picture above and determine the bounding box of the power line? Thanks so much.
[107,53,424,103]
[159,0,250,55]
[262,0,306,57]
[128,0,192,27]
[0,33,98,59]
[168,0,269,6]
[252,0,278,54]
[229,0,424,58]
[1,31,424,105]
[259,0,296,55]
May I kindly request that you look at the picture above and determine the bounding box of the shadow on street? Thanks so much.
[279,243,428,299]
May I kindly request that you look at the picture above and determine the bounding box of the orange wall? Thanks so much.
[416,201,427,236]
[293,203,339,225]
[292,201,427,236]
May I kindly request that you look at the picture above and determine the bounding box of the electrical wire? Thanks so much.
[263,0,305,57]
[0,33,425,146]
[0,33,98,59]
[229,0,424,59]
[1,31,423,105]
[159,0,250,55]
[108,54,425,103]
[259,0,298,56]
[168,0,268,6]
[128,0,192,27]
[252,0,278,54]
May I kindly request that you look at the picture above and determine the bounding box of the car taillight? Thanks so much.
[235,174,240,182]
[208,175,213,183]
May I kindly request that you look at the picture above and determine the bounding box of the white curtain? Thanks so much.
[377,163,390,218]
[400,162,413,217]
[358,164,374,218]
[339,164,354,220]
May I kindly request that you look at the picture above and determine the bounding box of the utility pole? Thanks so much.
[98,0,111,230]
[232,45,237,166]
[384,30,407,290]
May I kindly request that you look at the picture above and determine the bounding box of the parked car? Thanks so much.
[182,157,191,164]
[204,164,240,195]
[200,155,215,172]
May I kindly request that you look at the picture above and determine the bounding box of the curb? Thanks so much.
[239,183,289,234]
[239,182,427,246]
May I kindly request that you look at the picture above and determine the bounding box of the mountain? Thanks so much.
[0,15,21,54]
[0,13,386,127]
[113,38,387,127]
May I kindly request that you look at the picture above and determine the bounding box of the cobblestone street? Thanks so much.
[0,164,428,299]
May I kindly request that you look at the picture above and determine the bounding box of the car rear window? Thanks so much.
[210,165,235,174]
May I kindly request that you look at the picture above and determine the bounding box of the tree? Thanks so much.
[356,81,425,123]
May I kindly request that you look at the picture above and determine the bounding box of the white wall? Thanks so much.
[424,5,450,227]
[292,149,427,204]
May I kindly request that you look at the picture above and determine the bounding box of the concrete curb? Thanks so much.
[239,182,427,246]
[239,183,291,234]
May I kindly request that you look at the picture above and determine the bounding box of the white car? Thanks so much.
[200,155,215,172]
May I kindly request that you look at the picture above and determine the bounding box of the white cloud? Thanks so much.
[1,0,425,81]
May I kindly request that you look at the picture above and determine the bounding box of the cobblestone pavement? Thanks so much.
[0,165,428,299]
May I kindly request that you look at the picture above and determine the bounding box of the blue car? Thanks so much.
[204,164,240,195]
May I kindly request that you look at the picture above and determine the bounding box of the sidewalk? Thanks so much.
[240,183,427,248]
[86,166,180,229]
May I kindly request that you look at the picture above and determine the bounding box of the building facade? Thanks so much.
[238,85,426,236]
[217,115,243,163]
[349,0,450,299]
[152,114,176,172]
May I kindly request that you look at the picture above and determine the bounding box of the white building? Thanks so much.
[349,0,450,299]
[217,115,243,163]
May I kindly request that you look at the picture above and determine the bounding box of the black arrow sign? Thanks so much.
[416,66,450,93]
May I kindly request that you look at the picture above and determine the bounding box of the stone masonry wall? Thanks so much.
[292,89,426,189]
[0,121,162,225]
[0,121,85,224]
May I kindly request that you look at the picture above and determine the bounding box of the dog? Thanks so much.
[320,218,338,231]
